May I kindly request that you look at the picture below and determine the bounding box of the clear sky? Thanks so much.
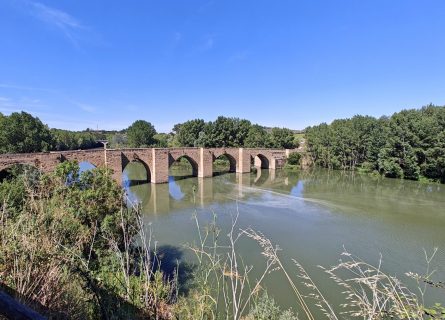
[1,0,444,132]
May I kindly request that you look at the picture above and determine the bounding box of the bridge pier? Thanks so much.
[198,177,213,206]
[148,183,170,214]
[151,149,169,184]
[237,148,251,173]
[107,150,123,183]
[198,148,213,178]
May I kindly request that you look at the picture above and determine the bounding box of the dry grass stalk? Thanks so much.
[320,249,424,319]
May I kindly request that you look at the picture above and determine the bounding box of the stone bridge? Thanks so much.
[0,147,301,184]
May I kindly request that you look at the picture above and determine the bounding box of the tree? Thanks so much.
[207,116,251,147]
[108,132,127,148]
[126,120,157,147]
[176,119,206,147]
[51,129,102,151]
[234,119,252,146]
[0,111,53,153]
[245,125,269,148]
[206,116,234,147]
[287,152,302,165]
[269,127,296,149]
[304,105,445,183]
[153,133,171,147]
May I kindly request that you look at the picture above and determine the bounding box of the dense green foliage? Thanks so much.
[0,112,53,153]
[0,112,298,154]
[305,105,445,182]
[51,128,104,150]
[244,124,269,147]
[206,116,251,147]
[173,116,299,149]
[245,293,297,320]
[269,127,297,149]
[287,152,302,166]
[0,163,175,318]
[126,120,157,147]
[153,133,174,147]
[174,119,207,147]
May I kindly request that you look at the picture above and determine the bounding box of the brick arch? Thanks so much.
[0,162,41,181]
[122,158,151,184]
[251,153,271,169]
[0,159,42,172]
[168,154,199,177]
[212,153,237,172]
[61,152,104,168]
[0,162,39,172]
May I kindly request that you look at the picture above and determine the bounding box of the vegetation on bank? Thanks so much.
[0,112,299,154]
[1,164,444,319]
[0,162,176,318]
[305,105,445,183]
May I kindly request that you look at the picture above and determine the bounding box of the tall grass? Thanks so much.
[179,204,444,320]
[0,163,177,319]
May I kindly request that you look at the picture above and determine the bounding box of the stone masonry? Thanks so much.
[0,147,302,184]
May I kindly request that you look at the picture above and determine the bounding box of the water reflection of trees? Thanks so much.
[300,169,443,199]
[299,169,445,218]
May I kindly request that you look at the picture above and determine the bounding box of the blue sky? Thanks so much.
[1,0,444,132]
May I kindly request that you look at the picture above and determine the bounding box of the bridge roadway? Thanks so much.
[0,147,301,184]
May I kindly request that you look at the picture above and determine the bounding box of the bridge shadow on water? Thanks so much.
[169,174,196,181]
[125,179,150,187]
[152,245,195,295]
[212,170,234,177]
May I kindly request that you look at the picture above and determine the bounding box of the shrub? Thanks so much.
[0,162,175,319]
[287,152,302,166]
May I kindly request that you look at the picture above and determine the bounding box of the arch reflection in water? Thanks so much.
[124,168,296,215]
[253,167,283,186]
[290,180,304,197]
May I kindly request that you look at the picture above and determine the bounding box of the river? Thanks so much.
[121,162,445,315]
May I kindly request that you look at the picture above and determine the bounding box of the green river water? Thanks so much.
[121,162,445,315]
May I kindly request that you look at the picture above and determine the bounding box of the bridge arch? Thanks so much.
[213,153,237,175]
[169,154,199,177]
[0,163,41,181]
[252,153,270,169]
[61,151,103,169]
[122,159,151,186]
